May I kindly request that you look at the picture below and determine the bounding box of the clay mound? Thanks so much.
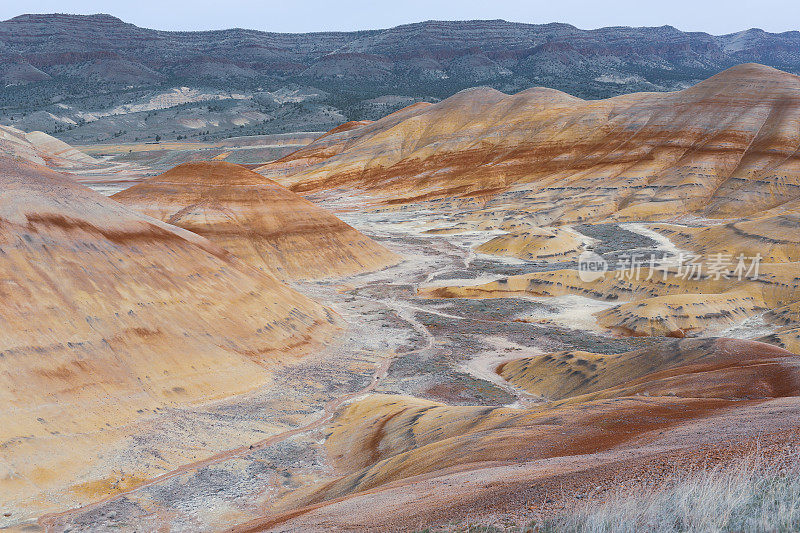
[258,64,800,223]
[256,102,433,180]
[267,338,800,517]
[421,257,800,337]
[497,338,797,401]
[760,325,800,353]
[595,292,766,337]
[0,156,338,515]
[112,161,399,280]
[657,214,800,263]
[0,124,99,169]
[24,130,99,166]
[474,226,584,262]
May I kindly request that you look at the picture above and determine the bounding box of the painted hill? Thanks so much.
[496,338,798,401]
[0,154,339,518]
[260,64,800,223]
[112,161,399,279]
[13,65,800,531]
[0,123,99,168]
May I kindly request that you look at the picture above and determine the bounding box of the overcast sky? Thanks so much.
[2,0,799,35]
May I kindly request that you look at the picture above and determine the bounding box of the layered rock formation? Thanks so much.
[0,155,339,517]
[3,15,800,92]
[4,14,800,144]
[112,161,399,279]
[261,64,800,224]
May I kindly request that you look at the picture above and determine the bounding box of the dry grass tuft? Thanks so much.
[424,446,800,533]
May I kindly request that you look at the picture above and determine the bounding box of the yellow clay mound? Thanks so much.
[474,226,584,261]
[656,215,800,264]
[595,292,766,337]
[497,337,797,401]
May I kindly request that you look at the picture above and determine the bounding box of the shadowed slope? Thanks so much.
[0,156,339,519]
[112,161,399,280]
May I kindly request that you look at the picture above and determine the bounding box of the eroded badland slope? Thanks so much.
[112,161,399,280]
[0,149,339,521]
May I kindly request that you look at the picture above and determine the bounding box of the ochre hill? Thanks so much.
[474,226,584,262]
[0,155,339,517]
[112,161,399,280]
[497,338,798,402]
[257,103,431,183]
[656,214,800,264]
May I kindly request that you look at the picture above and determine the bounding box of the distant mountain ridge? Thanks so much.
[3,14,800,84]
[1,14,799,143]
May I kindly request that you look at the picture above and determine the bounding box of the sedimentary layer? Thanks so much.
[260,64,800,226]
[0,155,339,516]
[113,161,399,279]
[256,65,800,342]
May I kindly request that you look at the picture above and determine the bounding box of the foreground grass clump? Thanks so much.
[424,448,800,533]
[554,453,799,532]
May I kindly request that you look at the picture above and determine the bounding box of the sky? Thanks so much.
[2,0,799,35]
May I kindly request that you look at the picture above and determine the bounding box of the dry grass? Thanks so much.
[424,446,800,533]
[534,451,800,532]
